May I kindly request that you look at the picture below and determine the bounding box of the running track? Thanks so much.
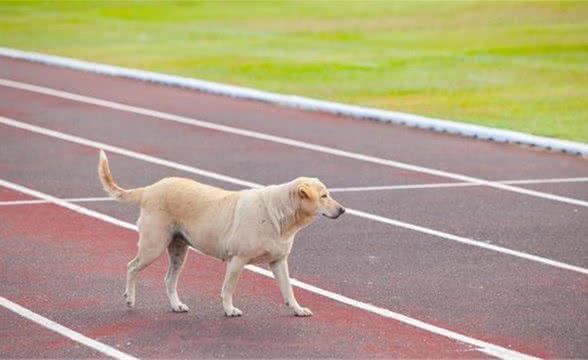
[0,57,587,359]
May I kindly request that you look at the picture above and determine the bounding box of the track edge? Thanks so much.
[0,46,586,156]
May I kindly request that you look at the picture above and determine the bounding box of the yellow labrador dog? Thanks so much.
[98,150,345,317]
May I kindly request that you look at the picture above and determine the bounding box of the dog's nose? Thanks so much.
[339,207,346,215]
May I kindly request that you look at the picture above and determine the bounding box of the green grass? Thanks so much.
[0,1,587,142]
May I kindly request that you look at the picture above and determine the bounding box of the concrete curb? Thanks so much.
[1,47,586,156]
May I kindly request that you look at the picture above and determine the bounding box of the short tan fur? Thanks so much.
[97,150,345,317]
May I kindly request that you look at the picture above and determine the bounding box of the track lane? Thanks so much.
[338,187,588,267]
[0,55,585,358]
[1,57,586,182]
[1,77,587,210]
[520,182,588,202]
[0,307,106,359]
[0,186,30,201]
[0,123,585,357]
[2,114,587,276]
[0,192,491,359]
[0,84,452,189]
[0,90,586,268]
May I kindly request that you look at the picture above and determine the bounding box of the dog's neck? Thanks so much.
[260,181,315,238]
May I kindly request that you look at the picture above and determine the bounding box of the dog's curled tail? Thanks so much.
[98,150,144,203]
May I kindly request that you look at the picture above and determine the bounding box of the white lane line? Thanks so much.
[0,178,583,206]
[0,179,539,360]
[1,78,587,208]
[505,177,588,185]
[1,115,586,276]
[0,196,113,206]
[330,177,588,192]
[0,297,138,360]
[347,209,588,275]
[0,116,259,190]
[243,267,533,360]
[331,182,475,192]
[0,176,582,206]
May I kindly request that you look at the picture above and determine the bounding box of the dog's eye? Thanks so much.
[321,194,328,198]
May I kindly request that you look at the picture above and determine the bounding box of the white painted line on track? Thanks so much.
[346,209,588,275]
[0,178,539,360]
[0,115,259,190]
[0,177,582,207]
[0,177,588,206]
[1,47,586,155]
[330,182,472,192]
[504,177,588,185]
[330,177,588,193]
[1,115,586,276]
[243,267,531,360]
[0,296,138,360]
[1,78,587,209]
[0,176,582,206]
[0,196,113,206]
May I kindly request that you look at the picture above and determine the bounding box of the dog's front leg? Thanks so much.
[270,257,313,317]
[221,256,246,317]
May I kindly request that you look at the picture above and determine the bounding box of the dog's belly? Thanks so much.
[172,197,239,261]
[182,226,230,260]
[248,250,286,264]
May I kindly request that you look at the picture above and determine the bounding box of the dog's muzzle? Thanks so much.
[323,207,346,219]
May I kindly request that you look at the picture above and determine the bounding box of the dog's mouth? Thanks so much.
[322,208,346,219]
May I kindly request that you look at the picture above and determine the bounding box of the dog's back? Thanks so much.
[98,150,240,257]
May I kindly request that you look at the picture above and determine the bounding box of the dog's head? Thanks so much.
[295,177,345,219]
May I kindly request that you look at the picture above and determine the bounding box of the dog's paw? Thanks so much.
[125,297,136,308]
[293,307,313,317]
[224,307,243,317]
[171,303,190,313]
[124,293,135,308]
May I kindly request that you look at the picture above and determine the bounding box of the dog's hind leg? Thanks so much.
[124,215,171,308]
[165,235,190,312]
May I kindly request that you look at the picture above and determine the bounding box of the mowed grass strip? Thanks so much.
[0,1,586,142]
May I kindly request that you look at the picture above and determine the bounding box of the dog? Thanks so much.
[98,150,345,317]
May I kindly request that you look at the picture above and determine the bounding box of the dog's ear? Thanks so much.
[298,182,317,200]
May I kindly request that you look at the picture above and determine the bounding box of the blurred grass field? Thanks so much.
[0,1,587,142]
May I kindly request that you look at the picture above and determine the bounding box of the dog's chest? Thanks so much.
[247,237,294,264]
